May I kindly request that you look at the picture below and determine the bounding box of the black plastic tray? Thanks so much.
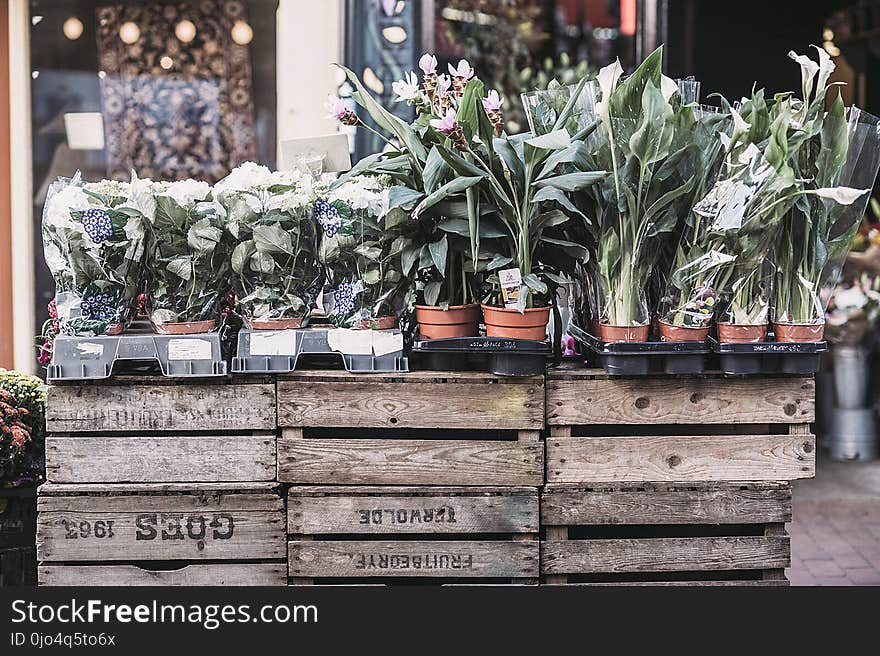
[569,324,710,376]
[708,336,827,375]
[410,336,551,377]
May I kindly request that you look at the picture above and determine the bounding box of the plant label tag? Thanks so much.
[372,331,403,357]
[327,328,373,355]
[167,338,212,361]
[250,330,296,356]
[76,342,103,358]
[64,112,105,150]
[499,268,522,309]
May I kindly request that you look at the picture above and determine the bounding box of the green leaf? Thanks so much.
[429,234,449,277]
[187,218,222,252]
[522,273,548,294]
[388,186,424,211]
[531,186,590,223]
[249,251,276,274]
[401,244,420,275]
[423,147,451,194]
[383,207,410,230]
[362,268,382,284]
[457,78,486,143]
[231,240,255,275]
[534,172,606,192]
[413,176,484,219]
[424,281,442,306]
[541,236,588,259]
[252,224,293,255]
[525,129,571,151]
[628,81,675,167]
[166,257,193,281]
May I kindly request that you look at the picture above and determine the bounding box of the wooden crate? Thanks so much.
[541,482,792,585]
[45,377,277,483]
[1,547,37,586]
[288,486,539,584]
[37,482,286,586]
[545,365,816,483]
[277,371,544,486]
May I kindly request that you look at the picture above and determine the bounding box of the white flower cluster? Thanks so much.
[328,175,389,217]
[153,179,212,209]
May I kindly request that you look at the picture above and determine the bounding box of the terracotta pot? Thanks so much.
[717,322,768,343]
[597,322,649,343]
[482,304,550,340]
[106,323,124,336]
[415,304,481,339]
[352,315,398,330]
[659,320,710,343]
[773,321,825,343]
[152,319,216,335]
[247,317,304,330]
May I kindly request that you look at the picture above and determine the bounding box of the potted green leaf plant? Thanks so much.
[42,174,149,336]
[215,162,324,330]
[145,179,231,334]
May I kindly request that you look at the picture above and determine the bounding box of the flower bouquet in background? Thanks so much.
[41,173,149,336]
[0,369,45,484]
[825,274,880,345]
[214,162,324,330]
[773,82,880,341]
[146,180,231,334]
[317,175,410,329]
[571,48,703,342]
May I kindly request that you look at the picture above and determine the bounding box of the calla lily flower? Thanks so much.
[595,59,623,118]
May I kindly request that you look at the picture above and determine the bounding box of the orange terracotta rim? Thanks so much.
[106,323,124,336]
[717,322,768,343]
[482,304,550,341]
[597,322,649,343]
[658,320,711,343]
[352,315,398,330]
[247,317,304,330]
[152,319,217,335]
[773,321,825,342]
[415,303,481,339]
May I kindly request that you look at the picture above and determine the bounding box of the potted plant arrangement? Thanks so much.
[566,48,702,343]
[214,162,324,330]
[42,173,149,336]
[145,179,231,334]
[773,72,880,341]
[316,175,411,330]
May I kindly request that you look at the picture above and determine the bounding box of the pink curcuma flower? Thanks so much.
[325,94,359,126]
[419,53,438,76]
[392,71,420,103]
[482,89,502,112]
[448,59,474,80]
[430,107,458,134]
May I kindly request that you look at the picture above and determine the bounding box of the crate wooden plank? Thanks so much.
[288,487,539,534]
[541,536,790,574]
[277,377,543,429]
[37,489,284,562]
[288,540,538,578]
[547,434,815,483]
[38,563,286,586]
[546,375,814,426]
[39,482,279,495]
[47,382,276,432]
[541,484,792,525]
[278,437,544,485]
[46,434,276,483]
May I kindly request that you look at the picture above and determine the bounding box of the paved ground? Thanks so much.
[788,452,880,585]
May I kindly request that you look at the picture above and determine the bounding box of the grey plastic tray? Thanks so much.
[232,328,408,374]
[47,328,227,381]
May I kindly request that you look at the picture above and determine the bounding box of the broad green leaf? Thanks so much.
[413,176,484,219]
[388,186,424,211]
[166,257,192,281]
[424,281,442,306]
[249,251,275,274]
[187,218,222,252]
[429,234,449,277]
[534,171,606,192]
[423,147,451,194]
[525,129,571,151]
[363,268,382,284]
[252,224,293,255]
[231,240,255,274]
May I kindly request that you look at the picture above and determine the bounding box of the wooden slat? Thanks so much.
[39,482,279,495]
[288,540,538,578]
[46,434,276,483]
[47,383,276,432]
[278,437,544,486]
[288,488,538,534]
[541,536,791,574]
[546,376,814,426]
[37,491,284,562]
[277,379,544,429]
[546,434,815,483]
[38,563,286,586]
[541,484,792,525]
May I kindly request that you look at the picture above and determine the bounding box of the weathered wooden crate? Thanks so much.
[288,486,539,584]
[37,482,286,586]
[545,365,815,483]
[45,377,277,483]
[277,371,544,486]
[541,482,792,585]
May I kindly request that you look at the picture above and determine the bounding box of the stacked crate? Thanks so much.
[36,377,286,586]
[542,364,816,585]
[277,370,544,584]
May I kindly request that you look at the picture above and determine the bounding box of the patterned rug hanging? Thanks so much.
[96,0,257,182]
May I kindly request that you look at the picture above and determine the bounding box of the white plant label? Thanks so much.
[499,267,522,309]
[327,328,373,355]
[76,342,104,357]
[372,331,404,357]
[249,330,297,356]
[167,338,212,361]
